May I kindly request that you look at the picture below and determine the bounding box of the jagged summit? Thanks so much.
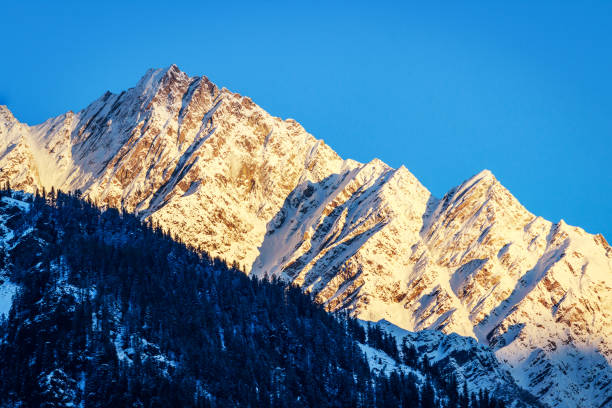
[472,168,495,179]
[0,104,13,116]
[0,105,18,127]
[0,65,610,407]
[448,168,505,199]
[137,64,183,87]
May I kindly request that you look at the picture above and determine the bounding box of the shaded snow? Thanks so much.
[0,280,17,318]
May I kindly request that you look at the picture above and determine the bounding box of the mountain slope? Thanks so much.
[0,190,524,407]
[0,65,346,270]
[0,65,610,407]
[422,171,612,408]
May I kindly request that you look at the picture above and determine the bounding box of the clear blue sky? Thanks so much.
[1,1,611,238]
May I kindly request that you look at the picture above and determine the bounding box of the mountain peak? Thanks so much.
[461,169,499,189]
[0,105,17,123]
[473,168,495,180]
[0,67,609,408]
[133,64,187,95]
[443,169,499,205]
[166,63,180,72]
[161,63,187,82]
[135,67,168,94]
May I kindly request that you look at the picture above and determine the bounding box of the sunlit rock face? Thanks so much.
[1,65,610,408]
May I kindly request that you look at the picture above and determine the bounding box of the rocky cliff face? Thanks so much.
[0,65,610,408]
[418,172,611,407]
[253,163,612,408]
[1,65,345,270]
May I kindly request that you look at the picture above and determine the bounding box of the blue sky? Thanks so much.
[1,1,611,237]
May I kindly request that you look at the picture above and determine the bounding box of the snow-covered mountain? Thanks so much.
[0,191,535,407]
[0,65,610,408]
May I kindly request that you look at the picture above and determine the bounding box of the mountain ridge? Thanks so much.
[0,190,535,407]
[0,65,610,408]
